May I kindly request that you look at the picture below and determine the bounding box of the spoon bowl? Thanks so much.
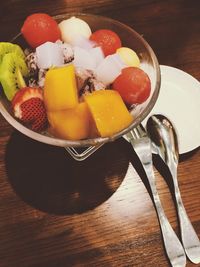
[147,114,179,166]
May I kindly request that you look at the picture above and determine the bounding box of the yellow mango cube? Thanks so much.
[84,90,133,137]
[47,102,91,140]
[44,65,78,111]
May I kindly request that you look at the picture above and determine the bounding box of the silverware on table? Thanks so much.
[147,114,200,264]
[126,125,186,267]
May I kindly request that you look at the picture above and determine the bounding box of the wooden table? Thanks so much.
[0,1,200,266]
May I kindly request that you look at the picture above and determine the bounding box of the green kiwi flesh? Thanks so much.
[0,52,28,100]
[0,42,25,63]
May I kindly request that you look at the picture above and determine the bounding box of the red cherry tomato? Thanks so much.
[113,67,151,105]
[21,13,61,48]
[90,29,122,56]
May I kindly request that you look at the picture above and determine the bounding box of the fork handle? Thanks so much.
[128,137,186,267]
[171,166,200,264]
[152,185,186,267]
[128,129,186,266]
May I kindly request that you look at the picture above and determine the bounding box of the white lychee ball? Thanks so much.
[59,16,92,44]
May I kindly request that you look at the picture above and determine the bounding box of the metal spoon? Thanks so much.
[146,114,200,264]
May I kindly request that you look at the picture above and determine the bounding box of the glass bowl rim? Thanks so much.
[1,12,161,147]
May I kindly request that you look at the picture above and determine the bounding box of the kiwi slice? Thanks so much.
[0,42,25,63]
[0,52,29,100]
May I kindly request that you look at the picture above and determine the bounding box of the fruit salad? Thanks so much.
[0,13,151,141]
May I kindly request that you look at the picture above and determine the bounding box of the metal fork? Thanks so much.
[125,125,186,267]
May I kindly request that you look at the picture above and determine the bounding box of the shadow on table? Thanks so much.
[5,131,130,215]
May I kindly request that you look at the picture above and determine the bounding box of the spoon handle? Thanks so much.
[171,166,200,264]
[127,130,186,267]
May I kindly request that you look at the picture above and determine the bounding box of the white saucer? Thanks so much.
[143,65,200,154]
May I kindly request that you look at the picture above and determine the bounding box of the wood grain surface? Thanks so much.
[0,0,200,266]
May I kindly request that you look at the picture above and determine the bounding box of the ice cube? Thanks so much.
[73,46,96,71]
[90,47,105,68]
[95,53,126,85]
[36,42,64,69]
[71,35,95,50]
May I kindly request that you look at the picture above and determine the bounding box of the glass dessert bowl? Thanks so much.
[0,13,160,160]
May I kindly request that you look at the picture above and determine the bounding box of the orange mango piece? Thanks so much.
[84,90,133,137]
[47,102,92,140]
[44,65,78,111]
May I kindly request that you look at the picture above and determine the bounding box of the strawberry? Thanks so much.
[12,87,48,132]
